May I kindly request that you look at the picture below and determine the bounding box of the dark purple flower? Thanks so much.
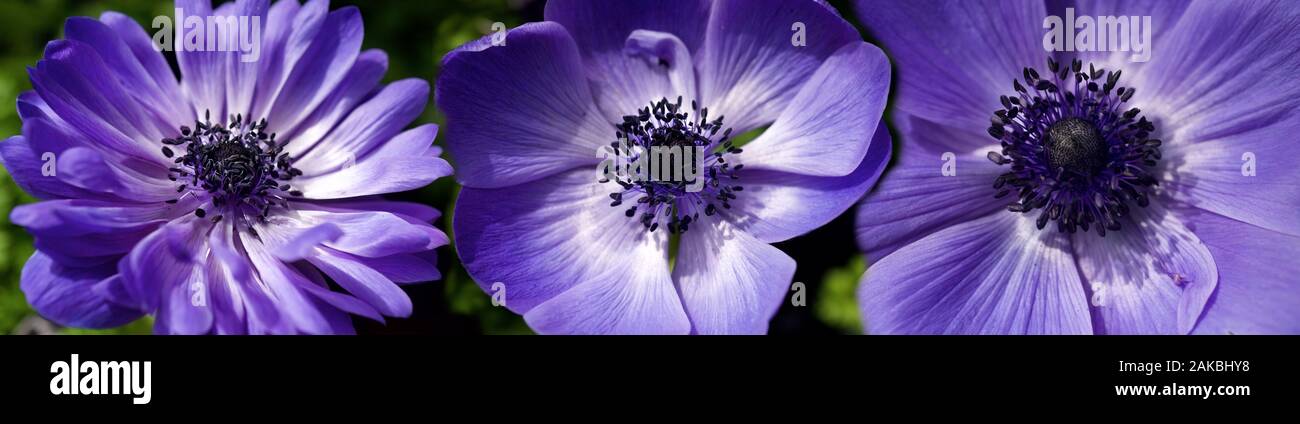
[854,0,1300,334]
[0,0,451,334]
[439,0,891,334]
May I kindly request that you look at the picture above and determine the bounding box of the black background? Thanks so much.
[2,336,1293,411]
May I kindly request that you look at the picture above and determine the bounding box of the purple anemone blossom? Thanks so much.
[854,0,1300,334]
[0,0,451,334]
[439,0,891,334]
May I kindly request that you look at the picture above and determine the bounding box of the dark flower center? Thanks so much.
[162,111,302,225]
[986,58,1161,236]
[604,97,743,234]
[1045,117,1107,175]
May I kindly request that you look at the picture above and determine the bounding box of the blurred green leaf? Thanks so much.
[815,256,866,334]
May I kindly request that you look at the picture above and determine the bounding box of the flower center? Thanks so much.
[986,58,1161,236]
[1045,117,1107,175]
[604,97,743,234]
[162,111,302,224]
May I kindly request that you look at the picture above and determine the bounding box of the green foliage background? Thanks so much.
[0,0,868,335]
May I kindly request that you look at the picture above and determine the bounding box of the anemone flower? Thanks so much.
[854,0,1300,334]
[0,0,451,334]
[439,0,891,334]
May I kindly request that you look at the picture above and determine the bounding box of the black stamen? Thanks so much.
[160,111,299,228]
[604,97,743,234]
[985,59,1161,236]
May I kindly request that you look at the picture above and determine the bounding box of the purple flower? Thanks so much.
[854,0,1300,334]
[439,0,891,334]
[0,0,451,334]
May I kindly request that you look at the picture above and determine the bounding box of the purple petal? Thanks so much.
[1129,0,1300,152]
[258,208,444,259]
[64,16,187,129]
[216,0,271,120]
[262,6,364,137]
[856,117,1008,261]
[859,212,1092,334]
[358,251,441,284]
[1162,113,1300,237]
[0,135,105,201]
[437,22,609,188]
[454,168,673,315]
[258,201,443,285]
[1072,202,1217,334]
[1184,210,1300,334]
[264,221,343,262]
[697,0,863,133]
[732,123,891,243]
[10,199,173,267]
[174,0,222,117]
[20,252,143,328]
[290,261,385,323]
[306,248,413,318]
[247,0,308,119]
[673,220,795,334]
[98,12,186,111]
[524,265,690,335]
[853,0,1046,146]
[239,234,337,334]
[117,217,208,314]
[311,198,442,223]
[54,147,173,203]
[294,79,429,176]
[19,118,174,202]
[281,49,388,155]
[545,0,711,121]
[203,224,279,334]
[154,253,214,335]
[740,42,889,177]
[293,124,451,199]
[28,40,172,165]
[1067,1,1189,52]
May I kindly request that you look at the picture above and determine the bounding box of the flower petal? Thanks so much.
[64,16,187,129]
[10,199,174,267]
[99,11,186,110]
[697,0,862,133]
[262,5,364,138]
[294,79,429,176]
[1163,113,1300,237]
[239,234,338,334]
[216,0,272,121]
[853,0,1046,144]
[28,40,172,165]
[545,0,712,120]
[0,135,101,201]
[856,119,1007,261]
[154,253,214,335]
[732,123,891,243]
[258,208,443,259]
[306,248,412,318]
[437,22,610,188]
[246,0,309,118]
[739,42,890,177]
[1184,210,1300,334]
[280,49,388,156]
[292,124,451,199]
[524,264,690,335]
[673,219,795,334]
[1130,0,1300,150]
[454,168,674,316]
[117,217,209,314]
[20,252,143,329]
[1072,202,1217,334]
[859,212,1092,334]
